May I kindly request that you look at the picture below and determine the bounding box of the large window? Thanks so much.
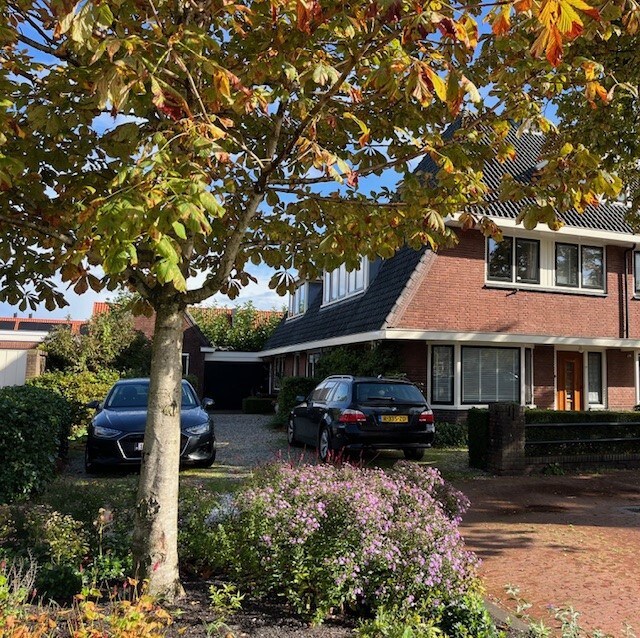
[431,345,454,404]
[462,347,520,404]
[556,243,604,290]
[288,282,307,317]
[635,252,640,294]
[323,258,367,304]
[487,237,540,284]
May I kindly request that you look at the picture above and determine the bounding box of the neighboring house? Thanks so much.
[262,128,640,419]
[0,315,84,387]
[193,306,284,409]
[92,302,211,394]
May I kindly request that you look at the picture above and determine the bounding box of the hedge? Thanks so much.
[242,396,275,414]
[466,409,489,469]
[433,422,468,448]
[274,376,318,422]
[0,385,72,504]
[28,369,119,439]
[525,409,640,456]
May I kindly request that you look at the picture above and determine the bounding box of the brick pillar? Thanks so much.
[25,350,46,380]
[488,403,525,474]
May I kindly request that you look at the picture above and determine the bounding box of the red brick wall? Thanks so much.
[606,349,636,410]
[396,341,428,393]
[533,345,555,409]
[393,231,635,340]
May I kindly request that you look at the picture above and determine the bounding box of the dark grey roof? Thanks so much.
[263,246,426,351]
[417,124,635,235]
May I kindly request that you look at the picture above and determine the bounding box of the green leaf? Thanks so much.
[172,221,187,240]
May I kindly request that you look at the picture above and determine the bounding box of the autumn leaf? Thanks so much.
[492,4,512,35]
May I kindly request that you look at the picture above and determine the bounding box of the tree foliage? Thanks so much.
[190,302,282,351]
[1,0,636,599]
[42,298,152,375]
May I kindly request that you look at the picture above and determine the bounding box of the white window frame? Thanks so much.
[288,282,308,318]
[585,350,606,408]
[307,352,321,378]
[272,355,285,392]
[487,236,541,285]
[427,343,536,409]
[181,353,190,375]
[322,258,369,306]
[555,242,605,291]
[484,233,607,296]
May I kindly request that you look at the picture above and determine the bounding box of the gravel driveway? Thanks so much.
[213,413,314,474]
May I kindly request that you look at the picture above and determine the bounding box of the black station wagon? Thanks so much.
[288,375,435,461]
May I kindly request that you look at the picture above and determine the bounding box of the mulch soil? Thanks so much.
[453,470,640,636]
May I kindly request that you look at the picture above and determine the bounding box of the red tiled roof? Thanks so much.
[92,302,111,316]
[0,317,85,334]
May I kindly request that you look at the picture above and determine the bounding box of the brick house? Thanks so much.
[0,315,84,387]
[261,128,640,419]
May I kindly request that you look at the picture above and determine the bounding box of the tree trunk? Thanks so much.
[132,300,185,600]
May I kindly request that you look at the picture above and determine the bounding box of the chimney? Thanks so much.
[13,312,17,318]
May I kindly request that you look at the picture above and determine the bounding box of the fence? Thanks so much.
[470,404,640,474]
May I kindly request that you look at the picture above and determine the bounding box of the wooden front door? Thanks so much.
[557,351,583,411]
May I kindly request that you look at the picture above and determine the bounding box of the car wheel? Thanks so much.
[403,448,424,461]
[318,426,332,462]
[287,417,299,447]
[195,448,216,468]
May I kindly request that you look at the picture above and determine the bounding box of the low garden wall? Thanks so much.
[468,405,640,474]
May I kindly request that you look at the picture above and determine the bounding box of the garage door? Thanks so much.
[0,350,28,387]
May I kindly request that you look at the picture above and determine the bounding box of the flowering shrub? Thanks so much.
[208,462,496,634]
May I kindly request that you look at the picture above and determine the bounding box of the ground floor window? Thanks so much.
[431,345,454,404]
[181,353,190,375]
[587,351,603,405]
[307,352,321,377]
[461,347,520,404]
[272,356,285,391]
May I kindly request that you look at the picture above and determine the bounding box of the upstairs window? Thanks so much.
[556,243,604,290]
[288,282,307,317]
[487,237,540,284]
[323,258,367,304]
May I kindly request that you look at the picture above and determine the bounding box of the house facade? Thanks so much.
[262,131,640,418]
[0,315,84,387]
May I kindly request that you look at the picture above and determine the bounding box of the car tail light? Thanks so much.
[338,409,367,423]
[418,410,434,424]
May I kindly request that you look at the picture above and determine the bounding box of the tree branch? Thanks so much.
[0,212,75,247]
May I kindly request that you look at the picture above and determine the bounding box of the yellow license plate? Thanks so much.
[380,415,408,423]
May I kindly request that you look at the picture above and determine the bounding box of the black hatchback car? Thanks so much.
[85,378,216,470]
[288,376,435,461]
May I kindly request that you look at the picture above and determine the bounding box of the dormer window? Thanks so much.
[322,257,368,305]
[288,282,308,318]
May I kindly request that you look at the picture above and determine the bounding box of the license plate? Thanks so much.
[380,415,408,423]
[134,442,144,451]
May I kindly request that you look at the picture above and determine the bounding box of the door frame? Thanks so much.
[556,350,585,411]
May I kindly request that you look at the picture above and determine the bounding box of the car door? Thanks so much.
[294,381,328,444]
[303,381,337,445]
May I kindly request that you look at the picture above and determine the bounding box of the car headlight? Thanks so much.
[183,422,210,436]
[93,425,123,439]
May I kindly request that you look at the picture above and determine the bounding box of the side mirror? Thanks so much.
[86,400,101,410]
[202,397,215,410]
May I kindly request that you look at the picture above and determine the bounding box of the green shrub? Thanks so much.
[28,369,119,439]
[433,422,468,448]
[274,376,317,423]
[466,409,489,470]
[314,344,401,379]
[242,396,275,414]
[0,385,72,504]
[206,462,495,634]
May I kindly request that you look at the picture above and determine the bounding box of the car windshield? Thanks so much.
[355,382,426,404]
[105,382,199,409]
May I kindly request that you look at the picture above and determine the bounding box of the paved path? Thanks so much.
[455,472,640,636]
